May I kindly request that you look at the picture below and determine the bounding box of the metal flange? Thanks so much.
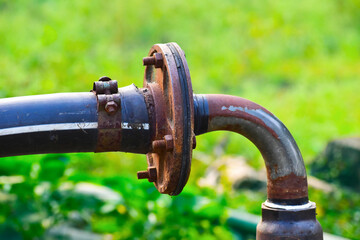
[141,42,195,196]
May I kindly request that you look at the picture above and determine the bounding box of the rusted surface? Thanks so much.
[141,43,195,195]
[267,172,308,201]
[0,42,322,238]
[257,203,323,239]
[152,135,174,152]
[96,110,121,152]
[143,52,164,68]
[93,79,118,94]
[200,94,308,203]
[206,94,278,138]
[104,101,118,114]
[137,166,157,182]
[93,77,122,152]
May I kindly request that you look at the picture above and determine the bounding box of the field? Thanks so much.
[0,0,359,239]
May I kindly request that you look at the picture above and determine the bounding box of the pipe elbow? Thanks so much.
[194,94,308,205]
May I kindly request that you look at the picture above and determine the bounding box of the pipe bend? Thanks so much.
[194,94,308,205]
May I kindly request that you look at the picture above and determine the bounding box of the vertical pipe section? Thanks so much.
[0,92,99,157]
[194,94,308,205]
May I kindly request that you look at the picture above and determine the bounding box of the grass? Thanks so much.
[0,0,359,239]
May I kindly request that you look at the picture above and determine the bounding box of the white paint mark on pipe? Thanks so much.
[0,122,98,136]
[121,122,150,130]
[221,105,246,112]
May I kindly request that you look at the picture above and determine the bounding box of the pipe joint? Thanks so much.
[0,42,323,239]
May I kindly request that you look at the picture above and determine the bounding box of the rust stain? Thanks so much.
[140,43,194,195]
[206,95,278,138]
[267,172,308,200]
[93,77,122,152]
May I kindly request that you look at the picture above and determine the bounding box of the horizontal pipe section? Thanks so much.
[0,84,152,157]
[118,84,152,153]
[0,92,98,157]
[0,86,308,204]
[194,94,308,205]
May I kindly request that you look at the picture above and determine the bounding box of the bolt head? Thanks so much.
[164,135,173,151]
[148,166,157,182]
[105,101,118,114]
[153,53,163,68]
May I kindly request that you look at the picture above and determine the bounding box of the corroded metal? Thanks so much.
[137,166,157,182]
[143,52,164,68]
[93,78,151,153]
[193,94,308,203]
[93,77,118,94]
[0,42,323,239]
[193,93,322,238]
[141,43,195,196]
[93,76,122,152]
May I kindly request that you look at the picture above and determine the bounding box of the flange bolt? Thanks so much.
[143,53,163,68]
[105,101,118,115]
[152,134,173,152]
[137,166,157,182]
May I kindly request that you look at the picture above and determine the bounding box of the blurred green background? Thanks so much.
[0,0,359,239]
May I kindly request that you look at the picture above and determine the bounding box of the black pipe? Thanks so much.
[0,92,98,157]
[0,85,152,157]
[118,84,152,154]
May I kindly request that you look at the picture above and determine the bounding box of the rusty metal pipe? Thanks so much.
[194,94,323,239]
[0,42,323,239]
[194,94,308,204]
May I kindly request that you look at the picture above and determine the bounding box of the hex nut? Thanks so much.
[153,53,163,68]
[148,166,157,182]
[143,53,163,68]
[152,135,174,153]
[105,101,118,114]
[164,135,173,151]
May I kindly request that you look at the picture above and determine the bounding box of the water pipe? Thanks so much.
[0,43,323,239]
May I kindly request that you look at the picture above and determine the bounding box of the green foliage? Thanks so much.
[309,187,360,238]
[0,0,359,239]
[0,154,233,239]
